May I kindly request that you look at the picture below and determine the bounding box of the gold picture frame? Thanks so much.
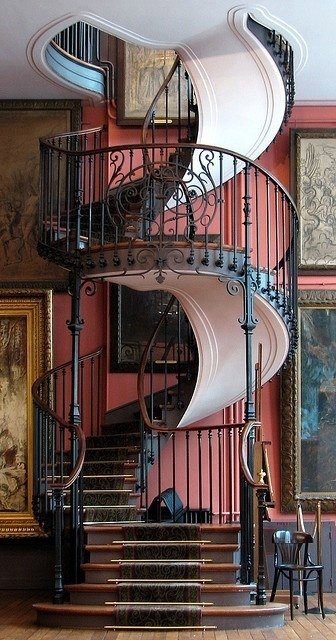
[0,289,52,537]
[116,41,187,125]
[291,128,336,270]
[281,289,336,512]
[0,99,81,289]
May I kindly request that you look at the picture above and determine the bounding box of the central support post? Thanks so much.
[67,267,84,582]
[240,162,257,586]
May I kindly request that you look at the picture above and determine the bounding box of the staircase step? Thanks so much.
[85,446,139,462]
[101,422,140,436]
[33,601,287,630]
[82,475,137,490]
[85,541,238,563]
[87,433,141,448]
[82,505,140,524]
[67,582,252,607]
[84,522,240,545]
[83,461,137,475]
[202,603,287,630]
[64,490,136,507]
[82,561,240,583]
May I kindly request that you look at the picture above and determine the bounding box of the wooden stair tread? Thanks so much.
[104,626,217,631]
[203,583,253,593]
[202,603,288,616]
[33,603,115,616]
[84,523,241,533]
[82,561,240,570]
[85,541,237,550]
[66,581,251,592]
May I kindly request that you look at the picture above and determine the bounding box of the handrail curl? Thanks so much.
[239,419,269,489]
[32,347,103,491]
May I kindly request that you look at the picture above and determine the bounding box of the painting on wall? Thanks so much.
[281,289,336,512]
[0,289,52,537]
[116,41,188,125]
[0,99,81,289]
[110,284,194,372]
[291,128,336,269]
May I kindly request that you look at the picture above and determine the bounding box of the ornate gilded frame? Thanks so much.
[0,99,81,289]
[281,289,336,512]
[0,289,52,537]
[291,128,336,270]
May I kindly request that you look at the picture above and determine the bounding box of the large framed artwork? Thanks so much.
[281,289,336,511]
[291,128,336,269]
[0,289,52,537]
[0,99,81,289]
[116,41,187,125]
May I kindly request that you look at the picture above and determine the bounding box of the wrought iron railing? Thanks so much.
[32,347,104,601]
[39,133,298,351]
[247,15,295,126]
[139,418,244,524]
[52,22,115,104]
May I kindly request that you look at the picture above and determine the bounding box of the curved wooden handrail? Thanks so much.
[141,54,180,145]
[32,347,103,491]
[137,295,177,430]
[32,347,103,397]
[239,419,269,489]
[39,137,298,216]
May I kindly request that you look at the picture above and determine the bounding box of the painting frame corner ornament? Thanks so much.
[281,288,336,513]
[291,127,336,270]
[0,99,81,290]
[0,288,52,537]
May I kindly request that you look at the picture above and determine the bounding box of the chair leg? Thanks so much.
[270,568,280,602]
[318,569,325,619]
[289,572,294,620]
[302,572,308,615]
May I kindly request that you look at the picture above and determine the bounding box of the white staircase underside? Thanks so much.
[107,272,289,427]
[29,4,304,162]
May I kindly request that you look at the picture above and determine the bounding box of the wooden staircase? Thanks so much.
[34,419,287,630]
[34,522,287,630]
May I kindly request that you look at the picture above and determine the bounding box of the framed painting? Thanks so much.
[281,289,336,512]
[110,284,194,372]
[0,289,52,537]
[0,99,81,289]
[291,128,336,269]
[116,41,187,125]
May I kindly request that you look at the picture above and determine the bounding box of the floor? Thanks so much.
[1,591,336,640]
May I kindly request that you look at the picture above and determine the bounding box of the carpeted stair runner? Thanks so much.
[117,582,200,602]
[115,603,202,627]
[79,420,142,524]
[107,524,207,626]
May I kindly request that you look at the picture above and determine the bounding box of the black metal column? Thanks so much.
[240,162,257,585]
[67,267,84,583]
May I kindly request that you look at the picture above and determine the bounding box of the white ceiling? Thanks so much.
[0,0,335,104]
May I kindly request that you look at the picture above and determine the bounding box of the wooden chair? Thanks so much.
[270,529,325,620]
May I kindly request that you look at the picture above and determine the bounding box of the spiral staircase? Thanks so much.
[33,15,298,631]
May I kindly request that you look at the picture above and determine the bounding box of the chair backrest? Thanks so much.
[272,530,314,566]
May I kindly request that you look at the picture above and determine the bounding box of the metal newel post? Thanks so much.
[67,267,84,582]
[255,487,267,605]
[53,488,65,604]
[240,162,257,585]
